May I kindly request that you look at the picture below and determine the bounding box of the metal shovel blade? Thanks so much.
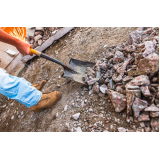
[62,58,95,84]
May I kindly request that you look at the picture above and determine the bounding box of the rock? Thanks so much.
[129,116,134,122]
[103,130,109,132]
[128,30,142,45]
[151,83,159,87]
[108,90,127,112]
[21,111,23,116]
[26,27,35,37]
[118,127,126,132]
[138,112,150,122]
[116,58,133,76]
[132,98,148,119]
[34,31,43,36]
[92,82,100,94]
[143,41,156,57]
[11,116,14,120]
[113,51,124,63]
[89,108,93,112]
[34,34,42,42]
[140,122,145,128]
[115,86,124,94]
[109,79,115,90]
[56,112,59,117]
[18,115,21,119]
[99,62,107,70]
[105,52,114,59]
[150,111,159,118]
[151,118,159,132]
[145,127,151,132]
[122,76,133,83]
[152,77,158,83]
[112,74,122,82]
[145,104,159,112]
[110,125,114,131]
[140,85,151,97]
[123,45,136,53]
[63,105,68,112]
[72,113,80,120]
[35,27,43,31]
[126,75,150,88]
[126,88,141,116]
[57,84,61,88]
[38,39,43,46]
[87,78,99,85]
[85,67,95,76]
[76,127,82,132]
[100,84,108,94]
[137,53,159,74]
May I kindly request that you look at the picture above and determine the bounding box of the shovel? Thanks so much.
[30,49,95,84]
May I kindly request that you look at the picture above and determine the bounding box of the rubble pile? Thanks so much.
[26,27,62,48]
[83,27,159,132]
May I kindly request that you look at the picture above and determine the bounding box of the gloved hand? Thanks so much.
[15,40,33,56]
[0,29,33,56]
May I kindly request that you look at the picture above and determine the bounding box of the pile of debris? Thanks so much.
[83,27,159,132]
[26,27,62,48]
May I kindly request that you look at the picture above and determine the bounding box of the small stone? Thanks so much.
[38,39,43,46]
[150,111,159,118]
[92,82,100,94]
[115,86,124,94]
[129,116,134,122]
[140,122,145,128]
[152,77,158,83]
[21,111,23,116]
[64,105,68,112]
[76,127,82,132]
[72,113,80,120]
[145,127,151,132]
[151,118,159,132]
[118,127,126,132]
[145,104,159,112]
[138,112,150,122]
[100,84,108,94]
[89,108,93,112]
[18,115,21,119]
[35,27,43,31]
[87,78,99,85]
[34,34,42,42]
[11,116,14,120]
[110,125,114,131]
[132,98,148,119]
[57,84,61,88]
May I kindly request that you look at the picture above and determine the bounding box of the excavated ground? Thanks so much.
[0,27,141,132]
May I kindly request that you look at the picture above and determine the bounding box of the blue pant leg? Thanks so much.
[0,68,42,107]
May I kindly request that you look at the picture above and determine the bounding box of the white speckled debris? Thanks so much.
[118,127,126,132]
[76,127,82,132]
[72,113,80,120]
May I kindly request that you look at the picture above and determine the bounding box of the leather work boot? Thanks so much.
[30,91,62,112]
[32,80,47,90]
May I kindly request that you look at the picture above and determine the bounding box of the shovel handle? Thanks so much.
[30,48,41,56]
[30,48,77,73]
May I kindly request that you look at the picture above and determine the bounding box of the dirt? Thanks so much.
[0,27,141,132]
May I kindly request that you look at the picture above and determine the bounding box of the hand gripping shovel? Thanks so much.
[30,49,95,84]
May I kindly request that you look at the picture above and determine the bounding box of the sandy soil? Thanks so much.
[0,27,141,132]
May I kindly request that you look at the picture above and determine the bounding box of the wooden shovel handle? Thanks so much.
[30,48,41,56]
